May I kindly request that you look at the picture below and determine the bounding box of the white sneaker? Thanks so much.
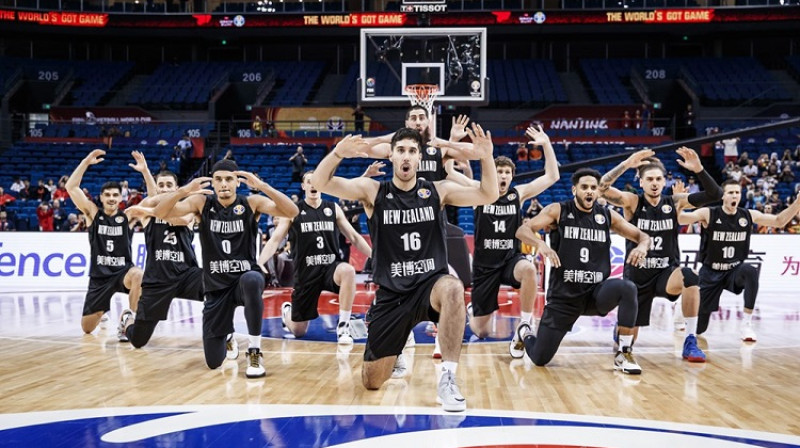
[245,347,266,378]
[117,309,134,342]
[280,302,292,331]
[436,370,466,412]
[391,353,408,379]
[741,323,757,342]
[226,333,239,360]
[432,334,442,359]
[466,303,474,326]
[509,321,531,359]
[337,321,354,345]
[614,347,642,375]
[405,331,415,348]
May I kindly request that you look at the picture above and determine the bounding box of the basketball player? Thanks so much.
[65,149,143,340]
[120,151,205,349]
[678,180,800,341]
[148,159,299,378]
[516,168,650,374]
[311,124,499,412]
[462,125,559,359]
[258,170,372,345]
[598,147,722,362]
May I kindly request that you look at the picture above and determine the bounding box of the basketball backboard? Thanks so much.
[358,27,488,107]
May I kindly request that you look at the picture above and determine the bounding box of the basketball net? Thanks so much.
[404,84,440,115]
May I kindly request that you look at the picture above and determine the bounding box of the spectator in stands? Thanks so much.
[290,193,300,203]
[634,109,642,130]
[757,205,778,234]
[756,172,777,197]
[767,192,783,212]
[665,172,676,189]
[34,179,50,202]
[526,198,543,218]
[71,213,88,232]
[52,200,66,231]
[737,152,751,167]
[289,146,307,183]
[0,187,15,209]
[743,159,758,178]
[725,163,742,183]
[353,106,365,133]
[621,110,631,130]
[0,210,15,231]
[63,213,77,231]
[36,201,54,231]
[516,144,529,161]
[767,162,779,177]
[18,180,31,201]
[770,152,781,170]
[120,180,130,204]
[640,103,651,130]
[782,149,794,166]
[127,188,143,207]
[45,179,56,196]
[265,120,277,138]
[52,181,69,204]
[751,188,766,210]
[252,116,263,137]
[173,134,193,160]
[687,176,700,194]
[721,137,739,165]
[756,153,769,171]
[780,165,795,184]
[10,177,24,194]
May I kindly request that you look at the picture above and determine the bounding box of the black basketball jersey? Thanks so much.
[473,187,522,268]
[547,200,612,300]
[699,206,752,271]
[624,194,680,281]
[143,217,198,283]
[369,179,448,294]
[289,199,340,278]
[199,194,259,292]
[88,210,133,278]
[417,145,446,182]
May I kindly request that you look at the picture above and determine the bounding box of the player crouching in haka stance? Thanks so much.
[147,160,299,378]
[678,180,800,342]
[66,149,143,339]
[259,170,372,345]
[312,125,499,411]
[516,168,650,374]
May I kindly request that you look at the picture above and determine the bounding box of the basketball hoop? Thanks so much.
[404,84,440,115]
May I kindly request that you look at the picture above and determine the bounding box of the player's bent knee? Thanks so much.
[681,267,699,288]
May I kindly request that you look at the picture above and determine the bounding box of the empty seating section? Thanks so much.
[580,59,636,104]
[680,57,790,105]
[0,57,133,106]
[127,61,325,108]
[488,60,567,107]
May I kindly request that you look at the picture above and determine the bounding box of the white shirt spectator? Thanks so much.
[722,138,739,157]
[10,179,24,193]
[743,163,758,178]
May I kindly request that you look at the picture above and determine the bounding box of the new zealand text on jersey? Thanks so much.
[382,206,436,225]
[712,231,747,242]
[419,160,437,172]
[300,221,335,232]
[636,218,673,232]
[563,226,607,242]
[481,204,517,216]
[98,225,123,236]
[209,219,244,234]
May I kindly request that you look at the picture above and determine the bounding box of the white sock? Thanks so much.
[619,334,634,350]
[520,312,533,325]
[686,317,698,336]
[744,312,753,325]
[339,310,351,325]
[248,334,261,350]
[442,361,458,375]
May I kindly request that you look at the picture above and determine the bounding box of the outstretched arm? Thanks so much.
[130,151,158,198]
[599,149,653,210]
[311,135,379,205]
[258,217,291,271]
[609,209,649,266]
[677,207,710,227]
[65,149,102,221]
[437,123,499,207]
[516,125,559,201]
[237,171,299,219]
[335,204,372,258]
[673,146,723,210]
[151,177,210,219]
[750,194,800,228]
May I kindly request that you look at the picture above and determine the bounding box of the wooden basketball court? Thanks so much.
[2,286,800,446]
